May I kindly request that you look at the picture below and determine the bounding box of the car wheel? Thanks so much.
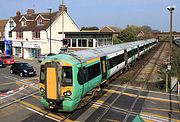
[20,72,23,77]
[10,69,13,74]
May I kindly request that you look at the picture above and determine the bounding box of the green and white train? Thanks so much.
[39,39,157,112]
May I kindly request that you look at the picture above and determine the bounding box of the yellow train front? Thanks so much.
[39,54,83,112]
[39,39,157,112]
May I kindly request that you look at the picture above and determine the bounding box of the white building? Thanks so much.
[4,4,115,59]
[5,5,79,59]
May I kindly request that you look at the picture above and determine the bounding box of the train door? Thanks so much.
[44,62,61,101]
[100,56,107,81]
[124,50,128,65]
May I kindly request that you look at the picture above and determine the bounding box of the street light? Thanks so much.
[166,5,175,92]
[167,5,175,65]
[48,8,52,54]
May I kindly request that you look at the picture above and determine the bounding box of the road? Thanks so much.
[0,58,180,122]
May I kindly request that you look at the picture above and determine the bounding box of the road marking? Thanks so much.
[20,101,65,121]
[141,112,179,122]
[103,89,180,104]
[109,84,178,96]
[75,87,119,121]
[0,91,38,109]
[26,107,60,122]
[0,81,17,86]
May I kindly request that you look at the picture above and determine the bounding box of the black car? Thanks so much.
[0,60,6,68]
[10,62,36,77]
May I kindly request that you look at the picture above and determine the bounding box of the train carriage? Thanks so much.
[39,39,157,112]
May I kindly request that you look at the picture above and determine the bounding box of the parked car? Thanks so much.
[37,53,56,63]
[0,60,6,68]
[0,55,16,65]
[10,62,36,77]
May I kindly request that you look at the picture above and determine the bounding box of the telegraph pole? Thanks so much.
[48,8,52,54]
[62,0,64,41]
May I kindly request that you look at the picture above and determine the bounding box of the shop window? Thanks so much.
[17,32,23,39]
[88,39,93,47]
[72,39,76,47]
[32,31,40,39]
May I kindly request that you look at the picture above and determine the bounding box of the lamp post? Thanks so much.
[166,5,175,92]
[167,5,175,66]
[48,8,52,54]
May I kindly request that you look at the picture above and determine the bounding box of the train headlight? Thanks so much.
[63,90,72,96]
[40,87,45,94]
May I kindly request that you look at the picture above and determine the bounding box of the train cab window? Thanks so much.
[62,66,72,85]
[40,65,45,83]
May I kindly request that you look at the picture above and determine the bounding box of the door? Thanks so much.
[44,62,61,101]
[100,56,107,81]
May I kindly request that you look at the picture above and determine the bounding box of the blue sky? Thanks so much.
[0,0,179,31]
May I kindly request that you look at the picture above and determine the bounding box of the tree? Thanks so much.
[117,29,138,42]
[80,26,99,31]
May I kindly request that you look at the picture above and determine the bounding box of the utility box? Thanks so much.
[171,77,178,92]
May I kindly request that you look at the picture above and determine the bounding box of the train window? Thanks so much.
[87,63,101,81]
[139,46,144,52]
[40,65,45,83]
[77,68,87,85]
[107,53,124,69]
[62,66,72,85]
[128,48,138,58]
[145,44,149,48]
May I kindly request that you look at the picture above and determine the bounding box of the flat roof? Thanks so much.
[58,31,118,35]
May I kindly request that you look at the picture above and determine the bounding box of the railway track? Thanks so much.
[84,42,168,122]
[123,42,167,121]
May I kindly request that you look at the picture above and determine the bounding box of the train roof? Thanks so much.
[69,39,157,62]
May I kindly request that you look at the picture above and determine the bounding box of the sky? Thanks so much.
[0,0,179,31]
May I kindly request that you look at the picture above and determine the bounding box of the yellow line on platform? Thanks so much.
[146,107,180,113]
[142,112,180,122]
[103,89,180,104]
[20,101,65,121]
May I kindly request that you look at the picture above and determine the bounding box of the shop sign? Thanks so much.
[23,42,41,49]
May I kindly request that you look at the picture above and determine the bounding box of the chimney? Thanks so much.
[59,5,67,13]
[16,11,21,16]
[27,9,35,15]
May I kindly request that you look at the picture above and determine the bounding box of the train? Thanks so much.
[39,38,157,112]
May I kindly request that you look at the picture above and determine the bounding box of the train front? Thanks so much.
[39,55,79,112]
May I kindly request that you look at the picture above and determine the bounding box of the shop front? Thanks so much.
[23,42,41,59]
[12,41,22,57]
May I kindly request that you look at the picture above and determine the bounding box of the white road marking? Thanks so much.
[26,107,61,122]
